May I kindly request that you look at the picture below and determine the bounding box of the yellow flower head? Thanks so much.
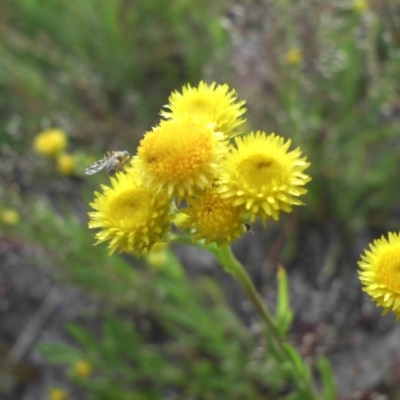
[353,0,368,13]
[73,360,92,378]
[0,209,20,225]
[34,128,68,157]
[135,116,227,199]
[218,132,311,221]
[49,388,68,400]
[88,167,172,255]
[358,232,400,320]
[183,186,247,246]
[147,242,169,268]
[57,153,75,176]
[160,81,247,136]
[285,48,302,66]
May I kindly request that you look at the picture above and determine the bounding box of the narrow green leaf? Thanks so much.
[67,323,97,350]
[37,343,81,363]
[282,343,306,375]
[317,356,336,400]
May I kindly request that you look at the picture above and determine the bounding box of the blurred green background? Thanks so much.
[1,0,400,399]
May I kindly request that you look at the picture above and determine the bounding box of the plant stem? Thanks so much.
[212,245,282,339]
[206,244,318,399]
[173,236,318,398]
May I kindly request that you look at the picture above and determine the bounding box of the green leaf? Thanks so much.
[282,343,306,375]
[67,323,98,350]
[37,342,81,363]
[317,356,336,400]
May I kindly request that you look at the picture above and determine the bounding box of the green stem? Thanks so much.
[212,245,282,339]
[212,246,318,399]
[174,236,318,399]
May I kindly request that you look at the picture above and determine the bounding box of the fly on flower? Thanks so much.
[85,150,131,176]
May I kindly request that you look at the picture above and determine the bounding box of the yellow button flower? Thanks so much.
[183,186,247,246]
[135,116,228,199]
[0,209,20,225]
[160,81,247,137]
[73,360,92,378]
[49,388,68,400]
[57,153,75,176]
[147,243,169,268]
[34,128,68,157]
[285,48,302,66]
[353,0,368,13]
[88,167,172,255]
[358,232,400,320]
[219,131,311,222]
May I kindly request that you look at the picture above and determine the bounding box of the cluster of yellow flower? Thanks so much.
[34,128,76,176]
[88,81,311,255]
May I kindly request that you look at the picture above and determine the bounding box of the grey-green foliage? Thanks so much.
[1,0,229,143]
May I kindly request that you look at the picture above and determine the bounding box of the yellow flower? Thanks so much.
[147,242,169,268]
[160,81,246,136]
[285,48,302,66]
[73,360,92,378]
[135,116,227,199]
[0,209,20,225]
[353,0,368,13]
[57,153,75,176]
[49,388,68,400]
[218,132,311,222]
[34,128,68,157]
[88,167,172,255]
[183,186,247,246]
[358,232,400,320]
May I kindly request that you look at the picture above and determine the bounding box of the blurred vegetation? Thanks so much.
[2,0,400,398]
[243,1,400,239]
[1,0,228,150]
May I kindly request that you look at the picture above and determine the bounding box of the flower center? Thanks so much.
[239,155,285,189]
[108,189,150,229]
[190,98,214,114]
[376,244,400,293]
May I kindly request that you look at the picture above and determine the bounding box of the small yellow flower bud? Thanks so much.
[353,0,368,13]
[147,243,168,267]
[34,128,68,157]
[73,360,92,378]
[0,209,20,225]
[285,48,302,66]
[57,153,75,176]
[49,388,68,400]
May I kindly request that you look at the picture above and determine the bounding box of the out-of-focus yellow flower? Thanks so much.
[358,232,400,320]
[285,48,302,66]
[73,360,92,378]
[57,153,75,176]
[49,388,68,400]
[147,242,169,267]
[183,186,247,245]
[160,81,246,137]
[135,116,228,199]
[0,209,20,225]
[88,167,172,255]
[353,0,368,13]
[219,132,311,222]
[34,128,68,157]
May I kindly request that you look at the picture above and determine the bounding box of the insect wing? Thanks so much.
[85,157,108,175]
